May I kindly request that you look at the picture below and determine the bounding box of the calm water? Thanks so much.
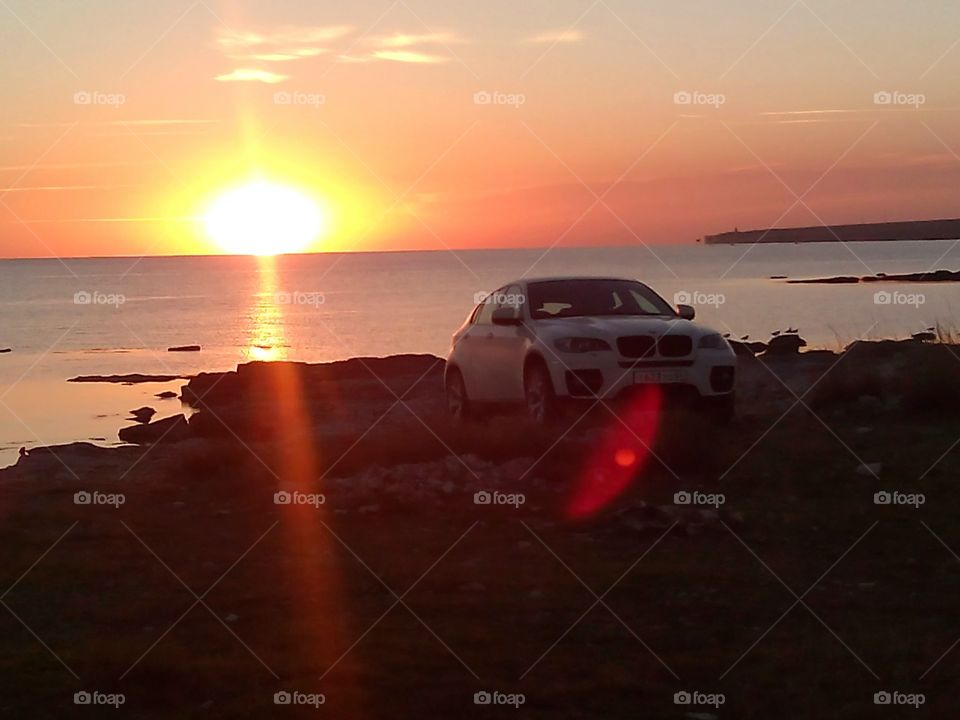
[1,242,958,465]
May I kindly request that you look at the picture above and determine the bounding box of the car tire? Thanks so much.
[524,361,556,424]
[703,393,735,425]
[445,367,472,422]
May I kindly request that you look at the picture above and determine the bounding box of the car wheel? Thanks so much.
[445,368,471,422]
[703,393,735,425]
[524,361,556,423]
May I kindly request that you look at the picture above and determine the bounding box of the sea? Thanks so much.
[1,241,958,467]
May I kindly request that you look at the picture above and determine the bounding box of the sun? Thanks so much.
[203,181,327,255]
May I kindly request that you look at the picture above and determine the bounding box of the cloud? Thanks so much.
[213,24,464,72]
[216,25,354,51]
[368,31,466,49]
[525,29,584,44]
[215,68,288,84]
[370,50,450,64]
[247,48,327,62]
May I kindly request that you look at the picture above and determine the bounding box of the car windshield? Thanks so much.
[527,279,675,319]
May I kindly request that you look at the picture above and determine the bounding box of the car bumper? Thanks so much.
[545,349,736,400]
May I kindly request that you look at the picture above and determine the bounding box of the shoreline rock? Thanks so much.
[69,373,188,384]
[119,414,190,444]
[787,269,960,284]
[128,406,156,424]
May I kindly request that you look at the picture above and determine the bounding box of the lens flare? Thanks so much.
[567,386,662,519]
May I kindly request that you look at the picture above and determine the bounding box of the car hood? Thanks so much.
[534,315,717,339]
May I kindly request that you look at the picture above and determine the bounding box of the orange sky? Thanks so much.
[2,0,960,258]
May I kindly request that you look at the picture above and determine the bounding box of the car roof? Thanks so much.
[497,276,641,287]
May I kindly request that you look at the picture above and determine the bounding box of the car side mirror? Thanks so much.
[492,307,522,326]
[677,304,696,320]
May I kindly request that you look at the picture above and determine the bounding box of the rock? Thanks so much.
[764,334,807,355]
[168,345,201,352]
[128,406,156,424]
[0,348,11,353]
[856,462,882,477]
[155,391,178,399]
[728,340,756,357]
[68,373,185,384]
[119,414,191,444]
[912,331,937,342]
[788,275,860,284]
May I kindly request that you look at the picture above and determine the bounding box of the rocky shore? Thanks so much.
[1,339,959,718]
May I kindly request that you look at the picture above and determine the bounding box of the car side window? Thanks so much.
[473,292,499,325]
[501,284,525,319]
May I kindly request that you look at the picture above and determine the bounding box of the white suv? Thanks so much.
[444,277,736,422]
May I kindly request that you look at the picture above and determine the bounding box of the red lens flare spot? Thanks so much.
[566,385,662,519]
[614,448,637,467]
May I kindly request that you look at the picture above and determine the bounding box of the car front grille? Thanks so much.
[617,336,656,358]
[658,335,693,357]
[617,334,693,358]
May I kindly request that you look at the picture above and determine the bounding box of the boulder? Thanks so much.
[728,340,755,357]
[128,406,156,424]
[119,414,191,444]
[764,334,807,355]
[168,345,201,352]
[155,391,178,399]
[0,348,11,354]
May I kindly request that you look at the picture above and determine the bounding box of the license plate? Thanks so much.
[633,369,683,384]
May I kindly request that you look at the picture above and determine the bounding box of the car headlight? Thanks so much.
[554,337,612,353]
[698,333,728,350]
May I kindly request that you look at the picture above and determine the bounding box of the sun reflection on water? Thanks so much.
[246,258,288,362]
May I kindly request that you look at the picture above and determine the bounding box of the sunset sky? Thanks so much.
[2,0,960,258]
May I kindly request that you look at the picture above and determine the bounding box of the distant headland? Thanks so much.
[703,217,960,245]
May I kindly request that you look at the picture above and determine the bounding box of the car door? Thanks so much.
[484,284,529,402]
[456,290,500,402]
